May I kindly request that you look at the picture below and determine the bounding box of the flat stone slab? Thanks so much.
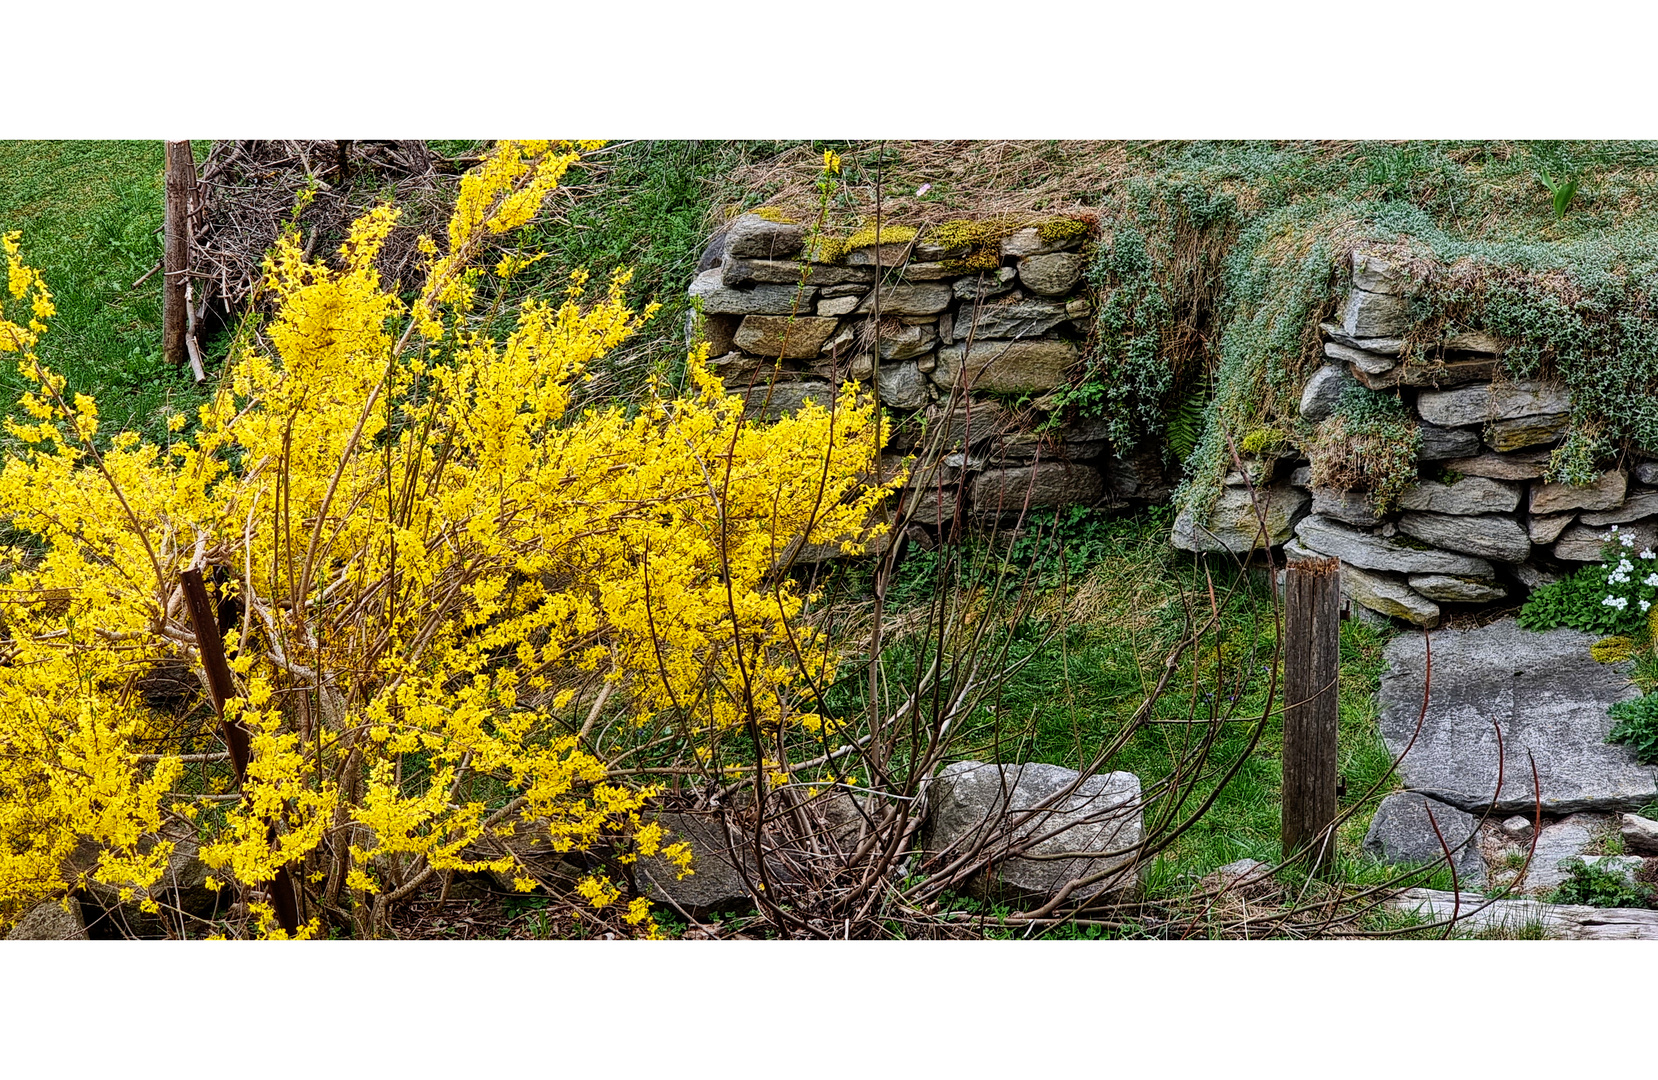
[1378,619,1657,814]
[1363,792,1486,886]
[1390,887,1658,939]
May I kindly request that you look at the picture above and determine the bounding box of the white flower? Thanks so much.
[1623,534,1636,548]
[1619,559,1635,572]
[1641,549,1655,560]
[1646,573,1658,588]
[1642,599,1651,613]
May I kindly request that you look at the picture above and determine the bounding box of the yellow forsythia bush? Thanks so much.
[0,141,896,937]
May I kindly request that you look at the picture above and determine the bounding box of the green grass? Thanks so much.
[859,507,1406,892]
[0,141,213,445]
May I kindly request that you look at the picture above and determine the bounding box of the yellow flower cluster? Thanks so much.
[0,139,895,938]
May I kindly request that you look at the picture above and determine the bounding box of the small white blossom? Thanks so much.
[1605,595,1630,610]
[1646,573,1658,588]
[1641,549,1655,560]
[1641,599,1651,613]
[1623,533,1636,548]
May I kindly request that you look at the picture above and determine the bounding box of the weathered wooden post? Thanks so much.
[1281,556,1341,876]
[162,141,204,381]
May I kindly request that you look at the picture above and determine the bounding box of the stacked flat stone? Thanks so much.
[1175,247,1658,627]
[688,215,1168,546]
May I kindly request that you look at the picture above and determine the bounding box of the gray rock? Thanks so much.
[1200,858,1278,895]
[854,282,953,317]
[1554,521,1658,562]
[1520,814,1613,892]
[1312,486,1381,527]
[1636,461,1658,486]
[634,812,758,917]
[1363,792,1486,886]
[1000,227,1084,258]
[845,243,914,266]
[1502,815,1536,840]
[1342,288,1414,338]
[925,399,1017,450]
[690,269,816,316]
[1290,466,1312,488]
[738,380,834,421]
[723,258,871,288]
[1171,484,1311,554]
[876,361,932,410]
[1622,813,1658,855]
[1417,423,1481,462]
[1351,250,1414,296]
[1321,321,1405,355]
[1295,515,1495,576]
[1378,622,1656,814]
[732,315,841,359]
[1324,340,1398,375]
[971,463,1104,515]
[1408,574,1509,603]
[1299,364,1357,422]
[1530,470,1628,515]
[1580,491,1658,527]
[724,213,806,260]
[689,311,740,358]
[1514,563,1562,590]
[922,761,1143,903]
[1354,357,1498,390]
[953,299,1070,340]
[820,282,871,298]
[817,294,861,317]
[1399,476,1521,516]
[1397,511,1531,563]
[1445,330,1509,354]
[952,267,1019,300]
[1343,565,1441,627]
[6,898,88,940]
[1442,448,1553,481]
[1529,513,1576,544]
[1390,885,1658,938]
[932,339,1077,395]
[1416,380,1571,429]
[876,322,937,361]
[1486,412,1570,453]
[1016,253,1084,296]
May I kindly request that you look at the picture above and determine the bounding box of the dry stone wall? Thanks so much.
[1177,248,1658,628]
[688,214,1169,550]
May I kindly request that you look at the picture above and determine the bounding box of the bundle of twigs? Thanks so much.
[191,140,460,326]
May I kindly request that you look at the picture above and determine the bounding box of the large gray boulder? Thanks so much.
[854,282,953,317]
[6,898,89,940]
[634,812,757,918]
[922,761,1143,904]
[1363,792,1486,887]
[1379,621,1657,814]
[1172,484,1310,554]
[875,361,933,410]
[1295,515,1494,576]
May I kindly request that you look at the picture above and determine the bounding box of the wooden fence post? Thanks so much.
[1281,556,1341,876]
[163,141,205,381]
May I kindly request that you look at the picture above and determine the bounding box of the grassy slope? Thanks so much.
[0,141,213,443]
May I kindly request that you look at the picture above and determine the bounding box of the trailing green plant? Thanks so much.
[1547,858,1652,908]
